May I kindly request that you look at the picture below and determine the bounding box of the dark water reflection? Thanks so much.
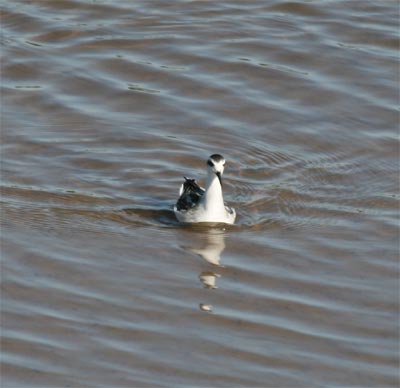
[2,0,399,387]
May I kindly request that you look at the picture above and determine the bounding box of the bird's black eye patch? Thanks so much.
[207,160,214,167]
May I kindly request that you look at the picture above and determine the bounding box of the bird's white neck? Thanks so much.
[202,171,225,213]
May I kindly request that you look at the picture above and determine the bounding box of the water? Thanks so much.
[2,1,399,387]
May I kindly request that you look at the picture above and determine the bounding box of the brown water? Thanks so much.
[1,1,399,387]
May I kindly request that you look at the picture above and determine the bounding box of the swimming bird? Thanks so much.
[174,154,236,225]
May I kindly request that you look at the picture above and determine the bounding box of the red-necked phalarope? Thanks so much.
[174,154,236,225]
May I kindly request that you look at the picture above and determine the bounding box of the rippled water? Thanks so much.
[2,1,399,387]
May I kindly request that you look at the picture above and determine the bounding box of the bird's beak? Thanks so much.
[216,172,222,186]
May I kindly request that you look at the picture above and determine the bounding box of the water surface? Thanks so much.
[2,1,399,387]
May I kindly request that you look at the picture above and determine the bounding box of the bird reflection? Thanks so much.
[182,228,227,313]
[187,227,226,266]
[199,271,220,289]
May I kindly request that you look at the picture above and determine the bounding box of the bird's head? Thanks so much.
[207,154,226,184]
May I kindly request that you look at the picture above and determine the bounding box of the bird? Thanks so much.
[174,154,236,225]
